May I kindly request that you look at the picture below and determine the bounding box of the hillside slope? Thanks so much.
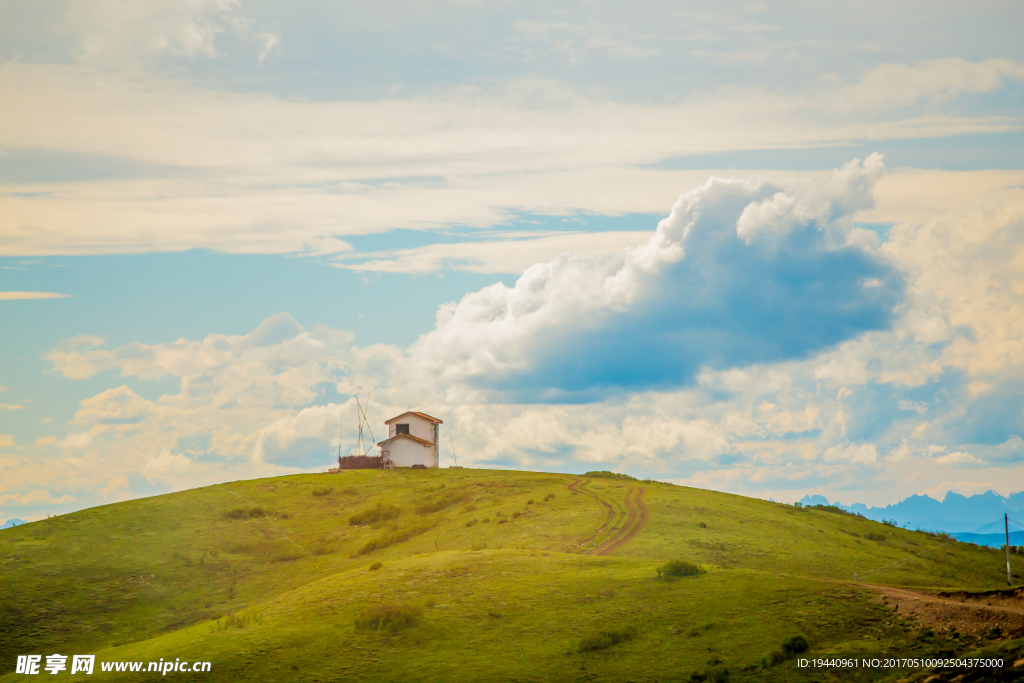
[2,469,1020,682]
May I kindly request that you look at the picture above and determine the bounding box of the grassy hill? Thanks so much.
[1,468,1020,682]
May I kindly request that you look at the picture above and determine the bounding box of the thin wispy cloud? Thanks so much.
[0,292,69,300]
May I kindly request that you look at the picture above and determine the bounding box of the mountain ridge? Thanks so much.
[799,490,1024,535]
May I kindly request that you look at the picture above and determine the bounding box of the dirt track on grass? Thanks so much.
[867,583,1024,638]
[592,486,648,556]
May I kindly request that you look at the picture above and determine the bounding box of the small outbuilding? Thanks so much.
[377,411,442,468]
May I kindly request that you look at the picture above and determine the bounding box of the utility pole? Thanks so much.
[1006,513,1013,586]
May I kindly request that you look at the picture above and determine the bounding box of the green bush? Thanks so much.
[368,561,382,571]
[307,539,334,556]
[704,664,729,682]
[354,603,422,633]
[763,635,809,668]
[465,518,477,527]
[416,489,471,515]
[224,539,302,562]
[223,506,264,520]
[349,503,400,526]
[781,635,808,656]
[583,471,637,481]
[578,625,638,652]
[356,521,434,555]
[311,487,332,497]
[865,532,886,542]
[657,560,705,579]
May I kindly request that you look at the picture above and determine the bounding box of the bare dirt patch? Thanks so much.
[870,584,1024,640]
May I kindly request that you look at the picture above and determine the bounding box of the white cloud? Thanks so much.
[75,386,155,426]
[408,155,892,397]
[0,292,70,300]
[836,59,1024,111]
[736,153,883,245]
[65,0,277,68]
[0,403,24,411]
[335,230,653,275]
[0,490,76,506]
[2,160,1021,517]
[1,58,1021,256]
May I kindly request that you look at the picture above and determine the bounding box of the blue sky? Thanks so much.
[1,0,1023,521]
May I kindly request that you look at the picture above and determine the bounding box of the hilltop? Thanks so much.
[3,469,1024,682]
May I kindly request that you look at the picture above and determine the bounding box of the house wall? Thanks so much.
[388,414,436,444]
[387,438,436,468]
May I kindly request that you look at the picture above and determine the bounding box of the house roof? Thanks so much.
[385,411,443,425]
[377,433,433,447]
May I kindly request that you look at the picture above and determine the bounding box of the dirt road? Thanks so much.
[566,479,648,556]
[867,583,1024,638]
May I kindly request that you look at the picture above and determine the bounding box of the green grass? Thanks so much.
[1,468,1020,682]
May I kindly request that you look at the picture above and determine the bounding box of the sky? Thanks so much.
[1,0,1023,522]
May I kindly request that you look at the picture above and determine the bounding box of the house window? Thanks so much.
[396,424,409,435]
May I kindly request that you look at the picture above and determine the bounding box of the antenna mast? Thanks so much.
[336,410,344,467]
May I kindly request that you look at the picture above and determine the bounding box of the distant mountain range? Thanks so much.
[798,490,1024,540]
[2,518,26,529]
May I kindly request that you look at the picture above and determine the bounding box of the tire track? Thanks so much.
[567,479,617,553]
[591,486,648,556]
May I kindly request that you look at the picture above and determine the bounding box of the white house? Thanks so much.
[377,411,442,468]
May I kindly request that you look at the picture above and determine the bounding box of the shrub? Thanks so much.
[482,517,490,523]
[704,664,729,682]
[223,506,264,520]
[865,532,886,542]
[584,471,637,481]
[416,489,471,515]
[368,561,382,571]
[699,522,707,528]
[356,521,434,555]
[471,541,487,551]
[781,635,808,656]
[349,503,401,526]
[218,611,264,630]
[511,511,522,519]
[578,625,638,652]
[466,519,477,527]
[463,503,478,513]
[311,487,333,497]
[307,539,335,556]
[764,635,809,668]
[527,499,534,505]
[354,603,422,633]
[544,493,555,501]
[224,539,302,562]
[657,560,705,579]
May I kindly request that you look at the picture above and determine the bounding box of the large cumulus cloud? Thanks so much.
[9,158,1024,521]
[411,154,901,401]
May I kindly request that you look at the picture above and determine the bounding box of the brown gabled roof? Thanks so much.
[377,433,433,447]
[384,411,442,425]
